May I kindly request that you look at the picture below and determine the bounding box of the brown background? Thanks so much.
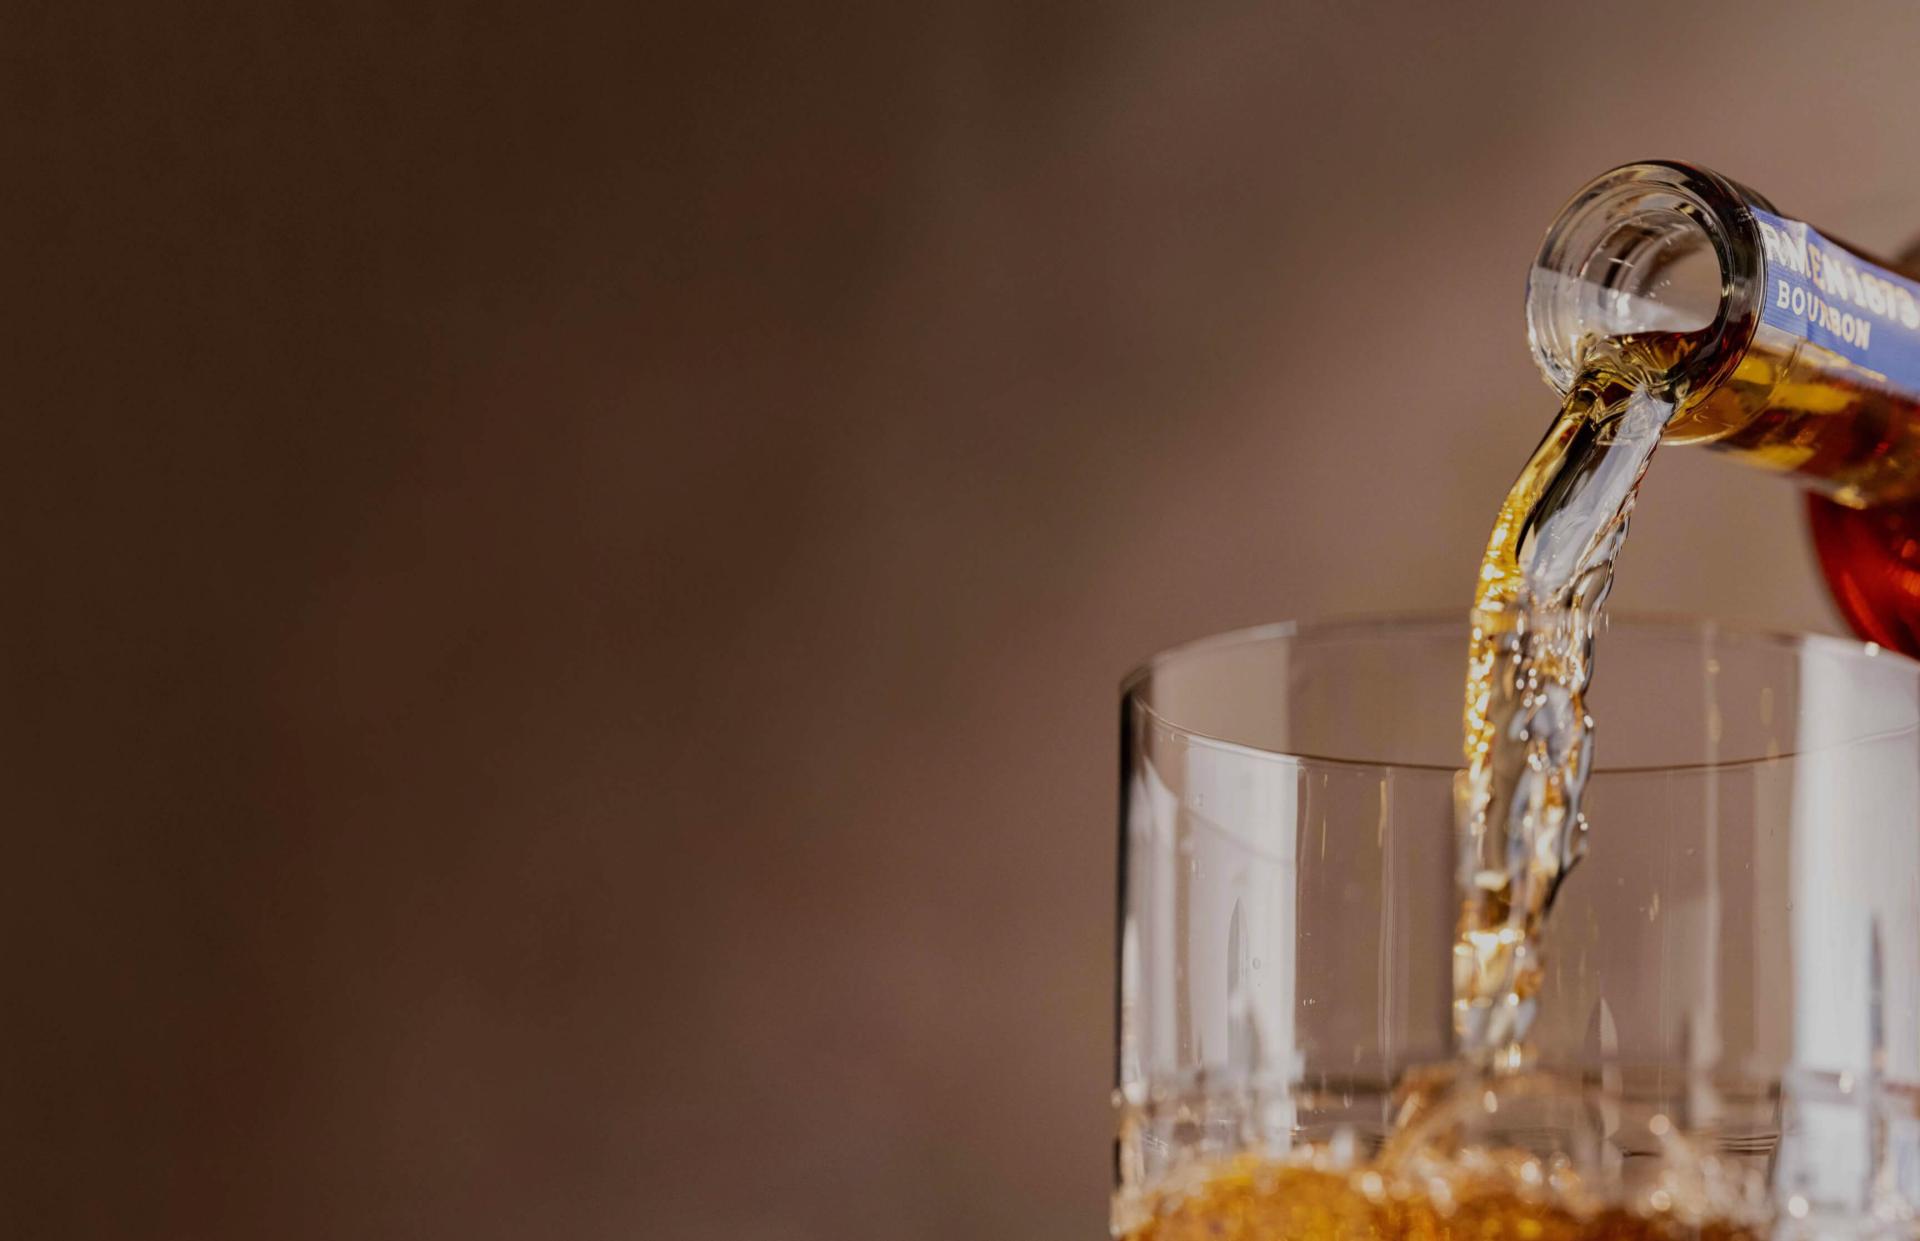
[9,2,1920,1238]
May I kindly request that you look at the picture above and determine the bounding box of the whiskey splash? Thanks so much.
[1121,1146,1764,1241]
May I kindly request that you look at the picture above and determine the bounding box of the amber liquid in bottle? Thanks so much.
[1806,494,1920,653]
[1667,289,1920,653]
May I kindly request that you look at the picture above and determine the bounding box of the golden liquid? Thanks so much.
[1675,322,1920,508]
[1455,340,1682,1057]
[1454,319,1920,1053]
[1120,1152,1762,1241]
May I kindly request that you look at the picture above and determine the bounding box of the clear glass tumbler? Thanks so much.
[1116,615,1920,1238]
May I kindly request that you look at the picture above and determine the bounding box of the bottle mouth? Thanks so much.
[1526,162,1764,399]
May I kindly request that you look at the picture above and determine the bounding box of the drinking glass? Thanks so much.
[1116,615,1920,1236]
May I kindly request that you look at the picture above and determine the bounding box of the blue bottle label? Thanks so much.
[1753,208,1920,389]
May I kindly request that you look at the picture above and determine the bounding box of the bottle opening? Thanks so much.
[1527,163,1762,398]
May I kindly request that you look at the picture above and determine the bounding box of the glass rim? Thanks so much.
[1122,609,1920,777]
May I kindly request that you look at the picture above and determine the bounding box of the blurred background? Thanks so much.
[9,2,1920,1237]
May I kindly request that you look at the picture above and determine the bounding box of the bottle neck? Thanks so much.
[1526,161,1766,406]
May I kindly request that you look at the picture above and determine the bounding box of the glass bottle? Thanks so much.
[1526,161,1920,651]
